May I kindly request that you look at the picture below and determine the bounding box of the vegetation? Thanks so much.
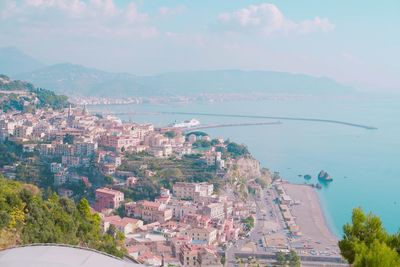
[0,75,34,91]
[186,131,208,137]
[63,133,75,144]
[0,176,126,257]
[32,87,69,110]
[241,216,255,230]
[339,208,400,267]
[0,74,70,112]
[0,140,21,167]
[163,130,177,139]
[117,153,221,201]
[275,250,300,267]
[192,139,211,149]
[226,142,249,158]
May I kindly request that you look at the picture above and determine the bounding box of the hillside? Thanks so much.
[0,47,353,98]
[0,176,125,257]
[0,47,44,75]
[15,65,353,97]
[0,74,70,112]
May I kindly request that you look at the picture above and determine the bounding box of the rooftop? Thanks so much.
[96,187,123,196]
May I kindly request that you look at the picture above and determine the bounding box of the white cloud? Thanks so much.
[218,3,335,35]
[158,5,185,17]
[0,0,157,38]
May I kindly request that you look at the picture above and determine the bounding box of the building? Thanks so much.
[202,203,225,220]
[197,248,222,267]
[102,215,143,235]
[125,200,172,223]
[94,188,124,211]
[179,244,199,267]
[173,182,213,200]
[183,227,217,245]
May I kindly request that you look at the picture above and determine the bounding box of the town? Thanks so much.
[0,98,269,266]
[0,76,346,266]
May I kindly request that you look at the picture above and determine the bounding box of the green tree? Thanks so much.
[63,134,74,144]
[288,250,300,267]
[339,208,388,264]
[353,240,400,267]
[164,131,177,139]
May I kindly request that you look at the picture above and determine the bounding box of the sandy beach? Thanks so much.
[283,183,340,256]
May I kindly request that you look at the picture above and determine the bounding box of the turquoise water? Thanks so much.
[89,95,400,236]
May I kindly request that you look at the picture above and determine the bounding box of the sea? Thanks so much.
[88,94,400,236]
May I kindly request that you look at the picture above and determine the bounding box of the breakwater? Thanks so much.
[161,111,378,130]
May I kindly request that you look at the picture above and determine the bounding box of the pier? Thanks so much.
[161,111,378,130]
[92,110,377,130]
[183,121,282,132]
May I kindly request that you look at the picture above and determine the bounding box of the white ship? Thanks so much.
[171,118,200,128]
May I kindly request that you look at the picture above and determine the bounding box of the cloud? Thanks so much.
[0,0,157,38]
[218,3,334,35]
[158,5,185,17]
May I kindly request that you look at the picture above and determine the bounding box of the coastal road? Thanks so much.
[226,188,289,266]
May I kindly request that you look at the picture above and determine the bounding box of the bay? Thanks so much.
[88,95,400,236]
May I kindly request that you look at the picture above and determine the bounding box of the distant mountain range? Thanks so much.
[1,47,353,97]
[0,47,45,75]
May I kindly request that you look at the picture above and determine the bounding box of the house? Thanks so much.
[198,247,222,267]
[94,187,124,211]
[125,200,173,223]
[102,215,143,235]
[173,182,213,200]
[179,244,199,267]
[202,203,225,220]
[183,227,217,245]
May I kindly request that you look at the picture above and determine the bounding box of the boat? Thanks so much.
[318,170,333,182]
[171,118,200,128]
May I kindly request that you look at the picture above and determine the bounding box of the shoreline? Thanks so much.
[282,182,340,256]
[315,187,342,239]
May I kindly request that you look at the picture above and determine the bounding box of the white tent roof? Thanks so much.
[0,245,144,267]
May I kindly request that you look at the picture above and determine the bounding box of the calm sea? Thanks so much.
[89,95,400,236]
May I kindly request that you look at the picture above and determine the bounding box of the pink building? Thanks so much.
[125,200,172,223]
[94,187,124,211]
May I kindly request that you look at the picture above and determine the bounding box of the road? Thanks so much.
[225,188,289,266]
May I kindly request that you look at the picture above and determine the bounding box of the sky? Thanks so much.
[0,0,399,91]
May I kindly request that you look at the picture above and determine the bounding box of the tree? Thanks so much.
[220,255,226,265]
[226,142,249,158]
[0,176,126,253]
[339,208,400,266]
[63,134,74,144]
[164,131,177,139]
[275,250,300,267]
[288,250,300,267]
[339,208,388,264]
[353,240,400,267]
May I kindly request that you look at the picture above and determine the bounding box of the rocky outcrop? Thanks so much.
[232,156,261,180]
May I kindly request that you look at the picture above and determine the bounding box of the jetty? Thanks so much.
[183,121,281,132]
[161,111,378,130]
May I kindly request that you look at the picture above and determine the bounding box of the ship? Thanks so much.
[171,118,200,128]
[318,170,333,182]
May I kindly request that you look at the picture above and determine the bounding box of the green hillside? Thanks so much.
[0,176,126,257]
[0,74,70,112]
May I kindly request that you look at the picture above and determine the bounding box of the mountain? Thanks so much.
[15,63,157,97]
[0,47,45,75]
[16,64,353,97]
[143,70,353,96]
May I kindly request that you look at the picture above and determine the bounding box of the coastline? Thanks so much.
[282,182,340,256]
